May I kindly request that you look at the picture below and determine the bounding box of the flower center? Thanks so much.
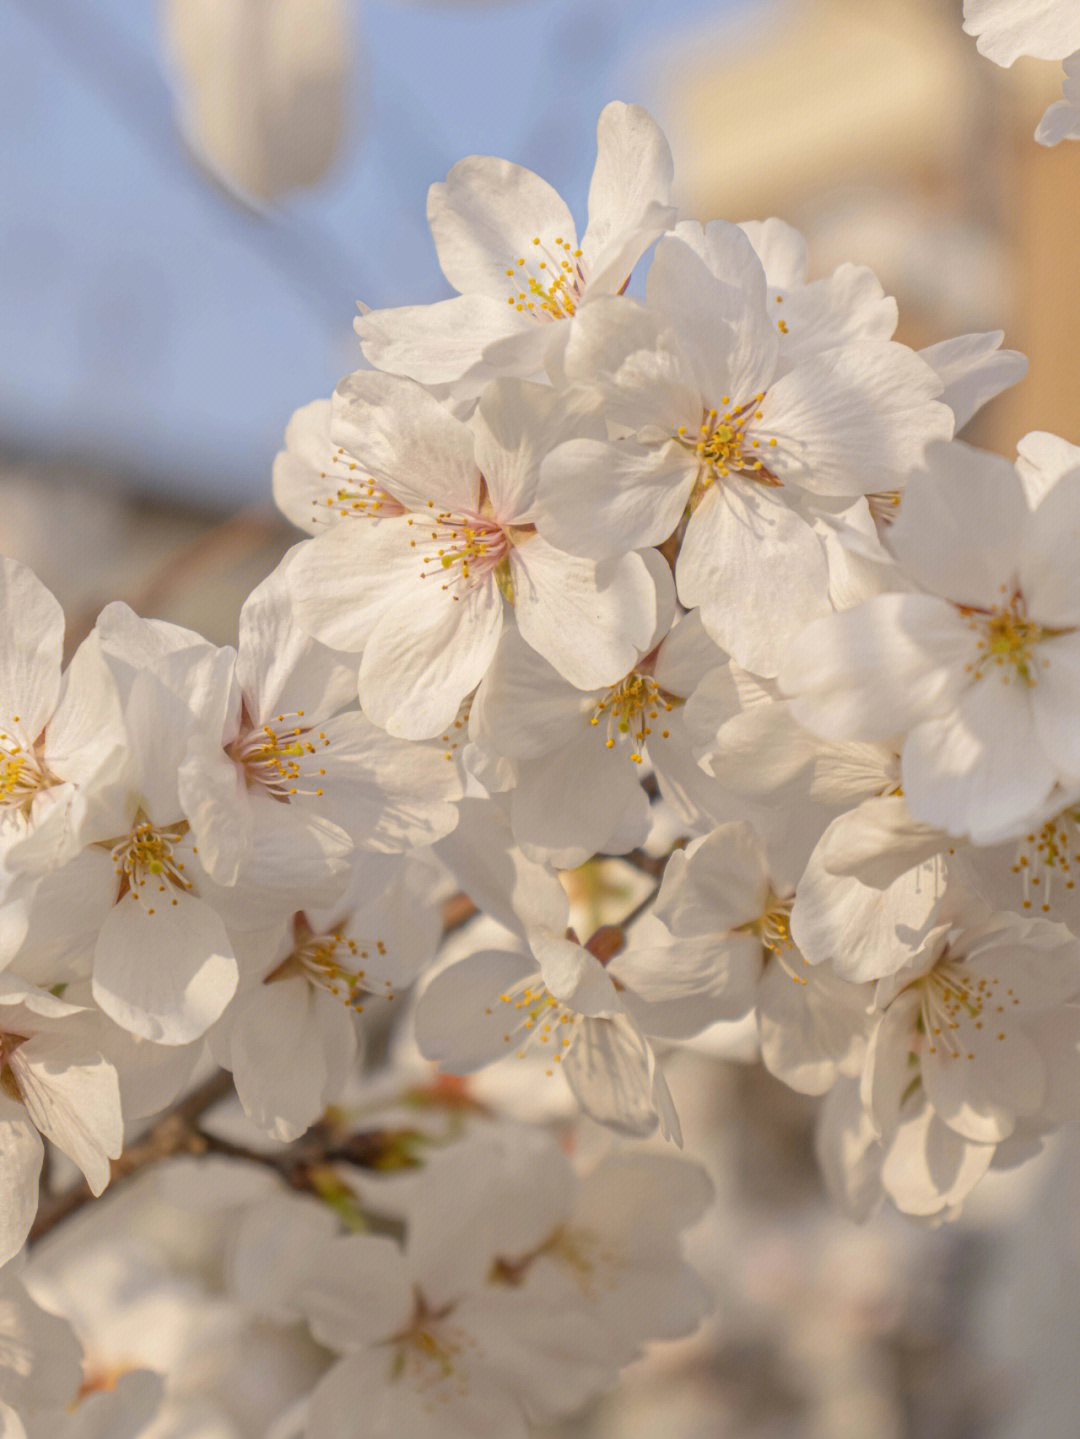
[228,709,329,800]
[406,508,511,596]
[314,449,406,523]
[270,920,392,1009]
[913,954,1016,1059]
[489,975,580,1076]
[588,672,683,764]
[505,235,587,321]
[106,818,192,912]
[388,1300,472,1392]
[0,717,57,814]
[1010,807,1080,914]
[739,893,796,958]
[960,590,1058,686]
[0,1032,26,1101]
[675,398,779,497]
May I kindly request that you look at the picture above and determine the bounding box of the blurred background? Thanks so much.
[4,0,1080,1434]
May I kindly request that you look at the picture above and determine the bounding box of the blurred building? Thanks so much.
[649,0,1079,452]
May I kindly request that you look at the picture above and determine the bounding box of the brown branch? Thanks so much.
[29,1068,234,1244]
[27,859,669,1244]
[28,897,478,1245]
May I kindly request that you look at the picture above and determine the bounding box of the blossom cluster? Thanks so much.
[2,72,1079,1430]
[4,1085,711,1438]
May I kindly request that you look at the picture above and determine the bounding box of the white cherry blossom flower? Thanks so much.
[272,398,408,537]
[516,1152,713,1365]
[0,560,126,878]
[782,440,1080,844]
[289,1195,616,1439]
[654,823,872,1094]
[59,612,245,1045]
[178,566,462,899]
[355,101,676,385]
[536,220,951,674]
[211,855,441,1140]
[288,375,659,737]
[0,978,123,1265]
[412,917,740,1144]
[863,892,1080,1153]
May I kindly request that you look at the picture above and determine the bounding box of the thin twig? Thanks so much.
[29,1068,234,1244]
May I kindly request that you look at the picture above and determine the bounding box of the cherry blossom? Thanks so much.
[535,220,952,674]
[354,101,676,386]
[288,374,659,736]
[782,441,1080,844]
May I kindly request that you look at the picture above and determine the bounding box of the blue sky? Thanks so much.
[1,0,745,508]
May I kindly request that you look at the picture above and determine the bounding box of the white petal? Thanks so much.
[818,794,945,888]
[792,827,945,983]
[902,680,1057,843]
[227,979,356,1142]
[647,227,777,402]
[272,396,337,534]
[12,1034,121,1192]
[922,1016,1044,1143]
[654,822,771,934]
[1031,636,1080,775]
[92,893,238,1045]
[559,294,700,435]
[536,436,693,558]
[880,1096,994,1217]
[582,102,674,280]
[612,934,759,1034]
[308,710,461,851]
[511,539,656,688]
[0,1095,42,1266]
[238,564,356,721]
[429,155,576,297]
[738,218,808,288]
[782,595,974,742]
[414,950,538,1071]
[963,0,1080,65]
[757,956,868,1095]
[330,369,479,513]
[306,1352,524,1439]
[1019,476,1080,624]
[888,442,1029,607]
[356,295,519,386]
[359,578,504,739]
[678,481,831,678]
[564,1015,679,1141]
[296,1233,414,1350]
[814,1079,883,1222]
[432,796,569,936]
[0,558,64,742]
[472,628,589,761]
[510,738,650,864]
[759,342,951,497]
[919,331,1027,432]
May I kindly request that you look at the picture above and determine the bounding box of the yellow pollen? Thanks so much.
[961,590,1064,686]
[589,671,682,760]
[504,234,586,321]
